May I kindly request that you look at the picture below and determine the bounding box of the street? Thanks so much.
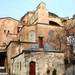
[66,65,75,75]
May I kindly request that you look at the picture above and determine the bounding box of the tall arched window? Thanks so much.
[30,61,36,75]
[29,31,36,42]
[48,30,55,42]
[3,35,7,41]
[3,35,7,45]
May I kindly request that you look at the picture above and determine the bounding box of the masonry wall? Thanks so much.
[11,51,65,75]
[65,18,75,30]
[49,17,63,26]
[6,42,37,74]
[11,53,25,75]
[6,42,19,73]
[0,18,19,46]
[17,25,36,42]
[19,23,67,51]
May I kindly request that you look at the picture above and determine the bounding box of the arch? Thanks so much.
[0,52,6,72]
[29,31,36,42]
[49,21,60,26]
[30,61,36,75]
[48,30,55,42]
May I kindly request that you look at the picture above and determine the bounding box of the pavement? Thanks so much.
[66,65,75,75]
[0,73,8,75]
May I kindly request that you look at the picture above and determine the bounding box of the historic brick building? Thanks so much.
[0,17,19,73]
[11,36,65,75]
[0,2,74,75]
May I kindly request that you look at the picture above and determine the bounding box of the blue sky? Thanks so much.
[0,0,75,20]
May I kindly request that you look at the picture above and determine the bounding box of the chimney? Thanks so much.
[38,35,44,50]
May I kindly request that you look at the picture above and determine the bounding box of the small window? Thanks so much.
[18,27,21,33]
[4,30,6,33]
[17,63,19,69]
[74,54,75,58]
[23,21,25,23]
[62,20,67,23]
[20,62,21,71]
[8,30,9,33]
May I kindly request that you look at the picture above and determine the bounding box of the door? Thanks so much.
[30,61,36,75]
[0,52,6,72]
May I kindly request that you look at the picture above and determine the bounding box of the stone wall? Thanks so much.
[6,41,37,74]
[11,53,25,75]
[11,51,65,75]
[16,23,68,58]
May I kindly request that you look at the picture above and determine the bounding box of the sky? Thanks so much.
[0,0,75,20]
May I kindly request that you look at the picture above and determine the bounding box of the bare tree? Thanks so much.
[55,29,67,50]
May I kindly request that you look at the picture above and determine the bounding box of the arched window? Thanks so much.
[4,30,6,33]
[48,30,55,42]
[49,21,60,26]
[29,31,36,42]
[3,35,7,41]
[30,61,36,75]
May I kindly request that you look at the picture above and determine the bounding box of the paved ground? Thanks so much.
[66,65,75,75]
[0,73,8,75]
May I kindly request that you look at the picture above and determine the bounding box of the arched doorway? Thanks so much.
[0,51,6,72]
[30,61,36,75]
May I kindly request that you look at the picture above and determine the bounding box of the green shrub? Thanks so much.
[52,68,57,75]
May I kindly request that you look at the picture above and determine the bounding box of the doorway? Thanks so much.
[0,52,6,72]
[30,61,36,75]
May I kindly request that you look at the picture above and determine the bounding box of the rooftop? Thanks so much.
[23,43,64,52]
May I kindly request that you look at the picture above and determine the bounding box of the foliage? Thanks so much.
[52,68,57,75]
[54,29,67,50]
[64,59,68,64]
